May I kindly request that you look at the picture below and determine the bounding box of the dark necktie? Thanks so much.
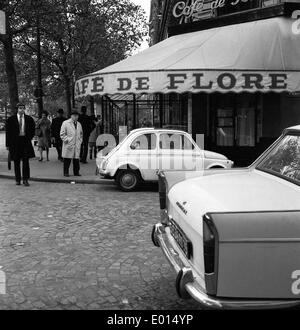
[74,122,77,130]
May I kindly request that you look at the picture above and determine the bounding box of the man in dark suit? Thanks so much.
[51,108,66,161]
[6,103,36,187]
[78,106,92,164]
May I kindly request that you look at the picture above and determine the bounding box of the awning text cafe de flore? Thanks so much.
[75,17,300,97]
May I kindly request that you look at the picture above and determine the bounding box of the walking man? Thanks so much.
[51,108,66,161]
[6,103,36,186]
[78,106,92,164]
[60,110,83,177]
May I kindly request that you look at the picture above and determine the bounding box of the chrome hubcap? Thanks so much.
[121,173,137,188]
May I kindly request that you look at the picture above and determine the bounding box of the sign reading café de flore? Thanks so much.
[171,0,260,24]
[75,71,300,97]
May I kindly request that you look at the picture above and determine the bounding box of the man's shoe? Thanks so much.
[16,182,21,186]
[74,174,82,177]
[23,181,30,187]
[81,161,88,164]
[64,174,70,177]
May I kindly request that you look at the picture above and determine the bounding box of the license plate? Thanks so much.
[169,219,193,259]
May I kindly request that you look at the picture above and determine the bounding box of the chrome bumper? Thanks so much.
[152,223,300,310]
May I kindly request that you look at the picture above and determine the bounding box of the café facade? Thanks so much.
[75,0,300,166]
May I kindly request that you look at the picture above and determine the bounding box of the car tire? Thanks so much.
[115,169,141,192]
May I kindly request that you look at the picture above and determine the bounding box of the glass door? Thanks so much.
[210,93,260,166]
[236,106,256,147]
[216,107,235,147]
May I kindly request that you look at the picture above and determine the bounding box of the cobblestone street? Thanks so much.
[0,179,201,310]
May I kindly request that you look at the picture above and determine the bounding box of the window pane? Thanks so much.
[217,128,234,146]
[236,108,255,147]
[236,94,256,147]
[218,118,234,126]
[217,108,233,118]
[183,136,195,150]
[130,134,157,150]
[159,134,182,150]
[258,135,300,185]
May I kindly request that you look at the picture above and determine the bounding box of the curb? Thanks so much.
[0,174,114,185]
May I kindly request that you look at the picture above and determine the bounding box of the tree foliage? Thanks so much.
[0,0,148,115]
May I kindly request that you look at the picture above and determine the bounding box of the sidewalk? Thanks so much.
[0,132,113,185]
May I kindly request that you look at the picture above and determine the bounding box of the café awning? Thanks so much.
[75,17,300,98]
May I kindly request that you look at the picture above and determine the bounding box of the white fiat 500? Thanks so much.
[96,128,233,191]
[152,125,300,309]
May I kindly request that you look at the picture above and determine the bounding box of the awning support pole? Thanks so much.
[159,93,163,128]
[188,93,193,134]
[133,94,137,129]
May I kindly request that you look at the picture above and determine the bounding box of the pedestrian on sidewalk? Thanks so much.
[5,103,36,187]
[36,111,51,162]
[51,108,66,161]
[60,110,83,177]
[78,106,92,164]
[88,116,103,159]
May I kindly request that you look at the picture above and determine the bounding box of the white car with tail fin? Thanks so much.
[152,125,300,309]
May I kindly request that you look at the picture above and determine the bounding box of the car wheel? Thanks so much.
[115,169,141,192]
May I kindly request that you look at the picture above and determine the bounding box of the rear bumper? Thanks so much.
[152,223,300,310]
[99,172,114,179]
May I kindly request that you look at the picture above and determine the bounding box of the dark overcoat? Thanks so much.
[51,116,66,139]
[78,114,92,140]
[6,115,36,161]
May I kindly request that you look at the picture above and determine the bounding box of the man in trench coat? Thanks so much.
[60,110,83,177]
[6,103,36,186]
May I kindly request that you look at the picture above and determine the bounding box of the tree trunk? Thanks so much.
[2,34,19,114]
[36,16,44,117]
[64,75,72,117]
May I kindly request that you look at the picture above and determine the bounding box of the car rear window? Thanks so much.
[130,134,157,150]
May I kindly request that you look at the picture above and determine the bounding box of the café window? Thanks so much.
[212,93,260,147]
[161,93,188,132]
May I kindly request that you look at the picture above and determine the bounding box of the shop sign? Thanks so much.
[75,71,298,98]
[173,0,253,24]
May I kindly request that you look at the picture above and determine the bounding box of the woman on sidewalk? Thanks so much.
[88,116,103,159]
[36,111,51,162]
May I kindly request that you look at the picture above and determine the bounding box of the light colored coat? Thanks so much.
[60,119,83,159]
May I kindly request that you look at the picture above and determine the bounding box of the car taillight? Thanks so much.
[203,214,218,296]
[158,172,169,226]
[102,160,108,171]
[158,172,167,210]
[203,215,216,274]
